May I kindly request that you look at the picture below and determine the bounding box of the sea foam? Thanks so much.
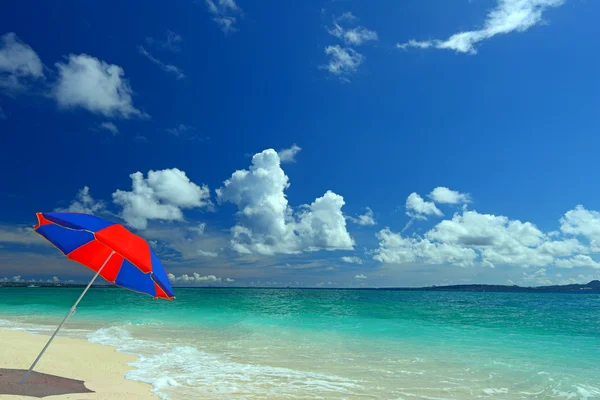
[88,325,362,400]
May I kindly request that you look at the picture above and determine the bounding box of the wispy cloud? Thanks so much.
[323,45,363,81]
[348,207,376,226]
[99,121,119,135]
[137,46,185,80]
[322,13,376,81]
[328,13,378,46]
[167,272,234,285]
[0,106,6,119]
[0,224,46,246]
[397,0,565,54]
[278,144,302,163]
[205,0,243,33]
[55,186,106,215]
[342,256,364,264]
[166,123,194,137]
[145,30,183,52]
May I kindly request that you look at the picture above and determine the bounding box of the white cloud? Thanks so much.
[189,223,206,235]
[560,205,600,251]
[216,149,354,255]
[429,187,471,204]
[54,54,145,118]
[0,275,24,283]
[0,225,45,245]
[355,274,367,280]
[99,122,119,135]
[342,256,363,264]
[348,207,376,226]
[167,273,230,285]
[397,0,565,54]
[225,278,235,282]
[328,14,378,46]
[206,0,243,33]
[337,12,357,23]
[137,46,185,80]
[56,186,105,214]
[113,169,212,229]
[1,276,18,283]
[554,255,600,269]
[0,32,44,92]
[405,193,443,219]
[375,204,600,270]
[323,45,364,80]
[374,227,479,266]
[145,30,182,52]
[0,106,6,119]
[521,268,553,286]
[278,144,302,163]
[166,124,194,137]
[197,249,218,258]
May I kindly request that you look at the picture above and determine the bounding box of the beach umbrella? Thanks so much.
[19,212,175,384]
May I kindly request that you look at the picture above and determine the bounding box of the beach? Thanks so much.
[1,287,599,399]
[0,329,157,399]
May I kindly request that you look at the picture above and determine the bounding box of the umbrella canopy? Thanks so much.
[34,212,174,300]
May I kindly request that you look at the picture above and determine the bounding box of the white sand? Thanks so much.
[0,329,158,399]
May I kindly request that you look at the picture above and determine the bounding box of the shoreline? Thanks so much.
[0,329,158,399]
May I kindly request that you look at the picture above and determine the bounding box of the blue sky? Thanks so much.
[1,0,600,287]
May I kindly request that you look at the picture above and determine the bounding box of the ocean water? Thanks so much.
[0,288,599,399]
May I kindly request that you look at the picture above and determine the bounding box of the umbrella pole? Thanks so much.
[19,250,116,385]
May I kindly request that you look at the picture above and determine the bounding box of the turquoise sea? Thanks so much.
[0,287,599,399]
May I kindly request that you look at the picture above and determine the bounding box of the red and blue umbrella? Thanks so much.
[34,212,174,299]
[20,212,175,384]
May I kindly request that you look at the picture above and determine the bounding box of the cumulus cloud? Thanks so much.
[0,32,44,92]
[167,273,231,285]
[355,273,367,280]
[405,193,443,219]
[375,204,600,270]
[113,169,212,229]
[206,0,243,33]
[428,187,471,204]
[137,46,185,80]
[322,45,364,80]
[278,144,302,163]
[54,54,145,118]
[397,0,565,54]
[554,255,600,269]
[521,268,553,286]
[0,275,24,283]
[348,207,376,226]
[216,149,354,255]
[560,205,600,252]
[342,256,363,264]
[56,186,106,214]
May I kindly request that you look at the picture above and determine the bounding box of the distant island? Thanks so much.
[1,280,599,293]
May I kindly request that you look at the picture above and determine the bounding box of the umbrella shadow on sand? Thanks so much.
[0,369,94,398]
